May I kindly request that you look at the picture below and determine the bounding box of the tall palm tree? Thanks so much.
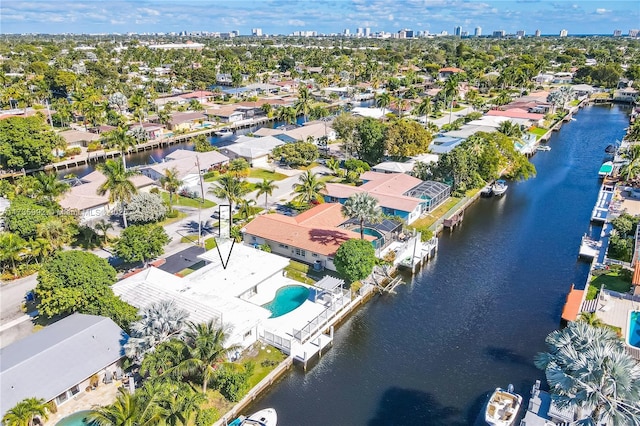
[326,158,341,176]
[96,160,138,228]
[36,219,74,250]
[295,85,312,123]
[175,320,240,393]
[34,172,69,202]
[105,127,136,169]
[238,198,257,220]
[255,179,278,209]
[207,175,250,226]
[415,97,432,128]
[293,170,326,205]
[158,383,204,426]
[444,74,461,124]
[160,167,182,208]
[2,397,48,426]
[276,106,297,125]
[535,322,640,425]
[125,300,189,362]
[94,219,114,245]
[375,92,391,116]
[341,192,383,239]
[87,388,163,426]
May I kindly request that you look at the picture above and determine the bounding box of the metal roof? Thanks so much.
[0,314,127,417]
[314,276,345,291]
[405,180,451,200]
[341,218,402,234]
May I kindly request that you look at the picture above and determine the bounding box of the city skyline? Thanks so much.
[1,0,639,36]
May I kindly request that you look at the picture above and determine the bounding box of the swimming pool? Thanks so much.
[262,285,310,318]
[628,311,640,348]
[55,410,93,426]
[350,227,383,239]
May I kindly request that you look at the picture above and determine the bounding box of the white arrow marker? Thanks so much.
[213,204,235,269]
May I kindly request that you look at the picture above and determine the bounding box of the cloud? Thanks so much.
[595,8,610,14]
[287,19,305,26]
[388,14,394,21]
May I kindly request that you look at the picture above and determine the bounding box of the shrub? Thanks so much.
[65,147,82,156]
[195,408,219,426]
[214,363,254,402]
[123,192,168,224]
[87,142,102,152]
[344,158,371,172]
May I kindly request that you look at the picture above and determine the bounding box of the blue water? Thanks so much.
[247,104,631,425]
[262,285,310,318]
[630,311,640,348]
[360,227,384,238]
[55,410,92,426]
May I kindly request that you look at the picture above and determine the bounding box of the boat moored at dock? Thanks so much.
[485,384,522,426]
[492,180,508,196]
[229,408,277,426]
[598,161,614,178]
[536,145,551,151]
[215,127,234,137]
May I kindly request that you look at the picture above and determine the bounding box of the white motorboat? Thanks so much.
[536,145,551,151]
[215,127,234,137]
[485,385,522,426]
[481,184,493,197]
[492,180,508,196]
[579,234,601,259]
[598,161,613,178]
[238,408,277,426]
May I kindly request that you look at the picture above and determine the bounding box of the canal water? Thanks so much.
[245,104,630,425]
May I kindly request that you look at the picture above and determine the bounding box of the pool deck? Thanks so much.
[45,380,122,425]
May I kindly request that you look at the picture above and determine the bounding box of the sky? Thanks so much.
[1,0,639,36]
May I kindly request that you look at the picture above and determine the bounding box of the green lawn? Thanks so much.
[569,99,581,107]
[161,192,217,208]
[284,260,316,284]
[529,127,547,137]
[248,168,288,181]
[245,345,287,388]
[158,210,187,226]
[179,236,218,250]
[590,270,632,294]
[409,196,462,230]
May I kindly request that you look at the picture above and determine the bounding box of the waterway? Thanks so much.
[246,104,631,425]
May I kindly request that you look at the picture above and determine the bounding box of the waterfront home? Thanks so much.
[244,83,281,95]
[182,90,215,104]
[128,122,164,140]
[167,111,207,131]
[140,149,229,195]
[614,87,639,103]
[59,129,101,148]
[0,314,127,418]
[221,135,284,168]
[254,120,336,143]
[572,84,596,97]
[351,107,387,119]
[487,108,545,127]
[154,94,188,110]
[274,80,298,92]
[205,105,245,123]
[371,154,439,175]
[59,170,154,221]
[242,203,378,270]
[323,172,451,224]
[430,135,466,154]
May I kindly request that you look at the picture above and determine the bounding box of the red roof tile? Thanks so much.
[561,284,584,322]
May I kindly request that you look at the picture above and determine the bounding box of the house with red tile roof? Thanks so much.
[438,67,464,80]
[322,172,450,225]
[242,203,375,270]
[486,108,545,126]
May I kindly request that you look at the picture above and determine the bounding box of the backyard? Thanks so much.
[586,268,632,300]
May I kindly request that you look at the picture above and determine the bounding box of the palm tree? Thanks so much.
[96,160,138,228]
[295,85,312,123]
[444,74,461,124]
[160,167,182,208]
[534,322,640,425]
[2,397,48,426]
[175,320,240,393]
[105,127,136,169]
[207,175,250,226]
[627,122,640,142]
[94,219,114,245]
[87,388,163,426]
[254,179,278,209]
[326,158,341,176]
[34,172,69,201]
[497,121,523,138]
[125,300,189,362]
[495,91,512,107]
[28,238,53,264]
[276,106,297,125]
[36,219,73,250]
[577,311,604,327]
[293,170,326,205]
[375,92,391,115]
[158,383,204,426]
[238,198,257,220]
[227,158,250,178]
[622,144,640,181]
[341,193,383,239]
[415,97,433,128]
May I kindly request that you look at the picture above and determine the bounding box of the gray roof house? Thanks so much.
[0,314,128,417]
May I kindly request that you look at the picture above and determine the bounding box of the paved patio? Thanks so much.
[44,380,123,425]
[596,289,640,342]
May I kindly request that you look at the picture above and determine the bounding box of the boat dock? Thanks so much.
[591,183,615,222]
[519,381,574,426]
[578,234,601,260]
[379,234,439,274]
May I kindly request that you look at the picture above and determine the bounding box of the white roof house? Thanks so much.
[112,244,292,349]
[222,135,285,167]
[140,149,229,182]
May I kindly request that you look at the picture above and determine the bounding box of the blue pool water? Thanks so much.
[55,410,92,426]
[361,227,383,238]
[262,285,310,318]
[629,311,640,348]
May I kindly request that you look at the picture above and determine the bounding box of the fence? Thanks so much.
[292,290,349,343]
[259,330,292,353]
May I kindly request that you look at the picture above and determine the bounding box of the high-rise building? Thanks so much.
[630,29,640,37]
[454,26,462,36]
[559,29,568,37]
[516,30,525,38]
[356,27,364,37]
[613,30,622,37]
[474,27,482,37]
[534,29,541,37]
[364,27,371,37]
[251,28,262,36]
[492,30,505,38]
[343,28,350,36]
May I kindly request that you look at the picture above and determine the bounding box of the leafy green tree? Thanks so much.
[0,232,28,273]
[356,117,386,165]
[175,320,241,393]
[228,158,250,178]
[332,113,362,157]
[293,170,326,205]
[3,196,58,240]
[334,239,377,283]
[2,397,48,426]
[35,251,137,329]
[385,119,433,158]
[272,141,318,167]
[0,116,57,170]
[123,193,168,224]
[255,179,278,209]
[213,363,254,402]
[115,224,170,265]
[535,322,640,425]
[96,160,138,228]
[193,134,213,152]
[341,193,382,239]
